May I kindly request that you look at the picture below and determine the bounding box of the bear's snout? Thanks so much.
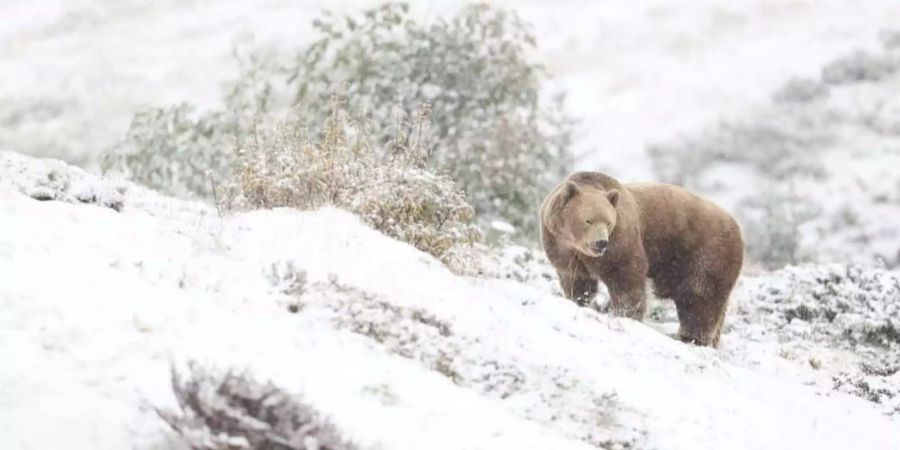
[591,240,608,254]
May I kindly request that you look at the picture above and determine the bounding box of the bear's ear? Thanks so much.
[562,181,581,202]
[607,189,620,207]
[543,181,581,235]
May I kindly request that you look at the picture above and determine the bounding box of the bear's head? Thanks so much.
[542,181,619,258]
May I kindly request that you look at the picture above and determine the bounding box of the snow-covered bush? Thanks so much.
[222,100,481,270]
[648,47,900,268]
[738,189,819,269]
[158,363,356,450]
[771,77,829,103]
[881,29,900,50]
[648,108,831,187]
[832,362,900,416]
[821,50,895,84]
[101,104,239,199]
[102,3,573,240]
[1,151,125,211]
[735,264,900,359]
[733,264,900,414]
[240,2,575,237]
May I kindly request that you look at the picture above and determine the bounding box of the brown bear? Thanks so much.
[540,171,744,347]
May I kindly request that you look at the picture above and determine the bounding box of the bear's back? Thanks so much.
[624,182,742,263]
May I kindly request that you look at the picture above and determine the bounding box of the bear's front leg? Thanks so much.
[558,270,599,307]
[606,280,647,320]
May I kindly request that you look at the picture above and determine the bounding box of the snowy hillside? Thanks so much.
[2,152,898,449]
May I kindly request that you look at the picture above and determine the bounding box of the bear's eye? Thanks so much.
[585,219,594,225]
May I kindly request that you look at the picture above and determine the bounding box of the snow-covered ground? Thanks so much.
[2,152,898,449]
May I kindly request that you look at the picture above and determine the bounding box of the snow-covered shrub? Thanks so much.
[222,100,481,269]
[832,365,900,416]
[821,50,896,84]
[101,104,238,199]
[863,96,900,136]
[735,264,900,357]
[881,29,900,50]
[157,363,356,450]
[734,264,900,412]
[771,77,829,103]
[831,361,900,416]
[1,151,125,211]
[237,2,575,237]
[649,47,900,268]
[103,3,573,240]
[738,189,819,269]
[648,109,831,187]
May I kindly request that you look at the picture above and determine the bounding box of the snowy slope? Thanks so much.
[2,152,898,450]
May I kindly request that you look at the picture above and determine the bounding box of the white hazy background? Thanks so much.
[2,0,898,176]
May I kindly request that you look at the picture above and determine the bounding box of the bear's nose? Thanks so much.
[592,240,608,253]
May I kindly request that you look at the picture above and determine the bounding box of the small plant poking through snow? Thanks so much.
[157,363,357,450]
[222,97,481,270]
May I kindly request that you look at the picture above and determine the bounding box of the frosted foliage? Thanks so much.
[738,189,819,269]
[254,2,575,236]
[649,108,831,186]
[101,104,238,199]
[821,51,896,84]
[736,264,900,353]
[771,77,829,103]
[1,151,125,211]
[832,363,900,416]
[100,3,573,238]
[734,264,900,414]
[158,364,356,450]
[649,46,900,268]
[222,102,480,270]
[881,29,900,49]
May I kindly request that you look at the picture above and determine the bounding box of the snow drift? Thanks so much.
[1,151,898,449]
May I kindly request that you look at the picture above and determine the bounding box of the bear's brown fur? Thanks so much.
[540,171,744,347]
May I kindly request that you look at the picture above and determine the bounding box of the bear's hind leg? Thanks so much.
[673,248,739,347]
[674,293,727,347]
